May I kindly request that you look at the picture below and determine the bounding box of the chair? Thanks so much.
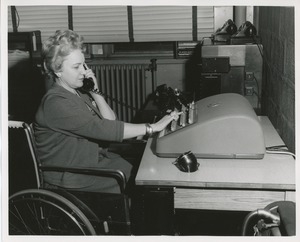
[241,201,296,236]
[8,120,132,235]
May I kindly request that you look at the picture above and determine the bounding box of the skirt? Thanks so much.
[44,148,133,194]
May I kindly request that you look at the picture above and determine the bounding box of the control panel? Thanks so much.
[158,102,197,138]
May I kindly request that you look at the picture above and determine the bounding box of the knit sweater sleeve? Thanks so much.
[40,94,124,142]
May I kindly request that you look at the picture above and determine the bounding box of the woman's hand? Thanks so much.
[123,111,181,139]
[151,111,181,133]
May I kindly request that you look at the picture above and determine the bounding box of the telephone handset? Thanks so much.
[80,64,103,96]
[154,84,188,117]
[215,19,237,35]
[234,21,257,37]
[82,77,95,92]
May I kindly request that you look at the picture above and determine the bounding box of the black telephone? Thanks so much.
[233,21,257,37]
[80,64,98,93]
[154,84,188,117]
[82,77,95,92]
[213,19,237,42]
[215,19,237,36]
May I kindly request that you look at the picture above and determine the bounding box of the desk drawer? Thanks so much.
[175,188,289,211]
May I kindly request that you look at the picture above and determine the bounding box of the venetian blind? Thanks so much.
[132,6,214,41]
[8,7,12,30]
[7,6,69,42]
[72,6,129,43]
[197,6,215,39]
[8,5,215,43]
[132,6,192,41]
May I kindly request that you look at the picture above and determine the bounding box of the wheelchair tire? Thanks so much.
[9,189,97,235]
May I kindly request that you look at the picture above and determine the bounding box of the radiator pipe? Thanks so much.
[234,6,247,29]
[150,59,157,92]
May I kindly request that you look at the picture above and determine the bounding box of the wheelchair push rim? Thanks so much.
[9,189,97,235]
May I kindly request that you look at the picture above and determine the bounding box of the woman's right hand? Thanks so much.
[151,111,180,133]
[84,64,99,90]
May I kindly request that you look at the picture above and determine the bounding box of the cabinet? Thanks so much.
[8,31,42,66]
[8,31,45,123]
[185,39,263,112]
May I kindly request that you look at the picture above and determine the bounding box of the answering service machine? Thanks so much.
[155,93,265,159]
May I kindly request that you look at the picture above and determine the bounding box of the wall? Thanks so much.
[257,6,295,153]
[156,59,186,91]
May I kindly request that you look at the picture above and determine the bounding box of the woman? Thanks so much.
[34,29,179,193]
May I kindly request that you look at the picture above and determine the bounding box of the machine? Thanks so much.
[155,93,265,159]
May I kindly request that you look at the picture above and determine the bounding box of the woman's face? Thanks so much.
[57,49,85,90]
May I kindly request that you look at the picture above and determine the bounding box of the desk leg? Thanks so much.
[134,186,175,235]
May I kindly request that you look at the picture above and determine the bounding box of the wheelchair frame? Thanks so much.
[8,120,131,235]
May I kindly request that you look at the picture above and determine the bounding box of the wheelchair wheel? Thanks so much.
[9,189,97,235]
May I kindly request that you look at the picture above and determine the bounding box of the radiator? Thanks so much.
[90,63,155,122]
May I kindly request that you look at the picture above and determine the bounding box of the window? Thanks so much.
[8,5,234,46]
[131,6,214,42]
[132,6,193,42]
[197,6,215,39]
[8,6,69,42]
[72,6,129,43]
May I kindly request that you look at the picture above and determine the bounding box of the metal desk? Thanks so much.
[135,116,295,234]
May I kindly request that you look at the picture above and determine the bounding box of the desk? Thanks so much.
[135,116,295,234]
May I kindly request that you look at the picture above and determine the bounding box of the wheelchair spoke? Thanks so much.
[10,203,36,234]
[9,189,96,235]
[28,199,47,234]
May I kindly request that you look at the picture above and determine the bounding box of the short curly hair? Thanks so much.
[42,29,84,80]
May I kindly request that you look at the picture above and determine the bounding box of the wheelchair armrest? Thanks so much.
[40,165,127,193]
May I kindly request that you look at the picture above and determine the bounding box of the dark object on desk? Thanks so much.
[154,84,189,117]
[213,19,237,43]
[173,151,199,173]
[234,21,257,38]
[230,21,257,45]
[156,93,265,159]
[215,19,237,35]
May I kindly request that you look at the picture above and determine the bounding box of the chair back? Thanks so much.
[8,120,41,195]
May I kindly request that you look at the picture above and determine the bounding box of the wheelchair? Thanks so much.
[241,201,296,236]
[8,120,144,235]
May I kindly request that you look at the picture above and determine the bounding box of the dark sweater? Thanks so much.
[34,83,124,188]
